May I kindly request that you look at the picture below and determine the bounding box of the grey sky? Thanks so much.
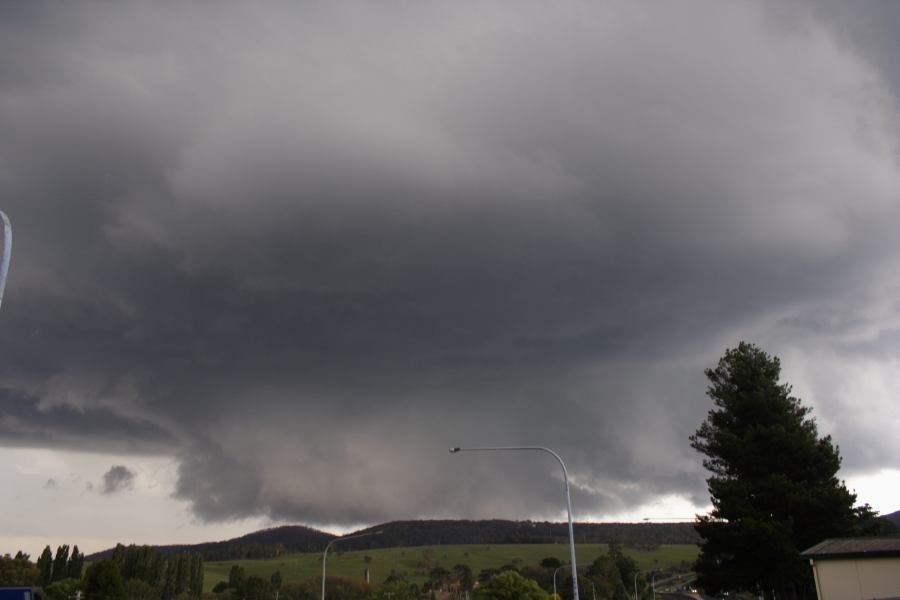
[2,0,900,553]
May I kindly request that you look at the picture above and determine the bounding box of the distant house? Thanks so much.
[802,538,900,600]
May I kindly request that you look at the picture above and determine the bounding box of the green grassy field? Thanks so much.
[203,543,698,591]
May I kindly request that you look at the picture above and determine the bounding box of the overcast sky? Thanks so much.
[3,0,900,557]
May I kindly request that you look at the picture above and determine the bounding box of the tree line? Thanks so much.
[0,543,203,600]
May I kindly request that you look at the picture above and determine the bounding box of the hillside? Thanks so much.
[201,542,700,592]
[884,509,900,528]
[88,519,699,561]
[342,520,699,550]
[87,524,333,560]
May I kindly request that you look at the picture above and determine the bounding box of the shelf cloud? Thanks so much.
[1,0,900,532]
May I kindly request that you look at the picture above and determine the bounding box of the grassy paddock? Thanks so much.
[203,543,698,591]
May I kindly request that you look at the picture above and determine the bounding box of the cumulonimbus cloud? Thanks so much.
[0,0,899,527]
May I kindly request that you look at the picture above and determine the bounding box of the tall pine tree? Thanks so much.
[67,546,84,580]
[690,342,857,600]
[36,546,53,587]
[51,545,69,583]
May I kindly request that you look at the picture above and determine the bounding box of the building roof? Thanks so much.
[802,537,900,560]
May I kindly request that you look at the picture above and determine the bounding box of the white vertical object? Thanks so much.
[0,210,11,311]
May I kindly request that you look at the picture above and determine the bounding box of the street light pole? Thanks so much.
[633,570,655,600]
[449,446,580,600]
[321,530,382,600]
[0,210,11,311]
[552,564,566,599]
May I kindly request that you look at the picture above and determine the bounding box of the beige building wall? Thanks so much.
[811,557,900,600]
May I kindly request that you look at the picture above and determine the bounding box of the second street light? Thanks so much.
[552,564,567,599]
[449,445,581,600]
[321,530,382,600]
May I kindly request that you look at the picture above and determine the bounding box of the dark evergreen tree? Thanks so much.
[606,541,637,592]
[51,544,70,583]
[67,546,84,580]
[690,342,858,600]
[83,560,126,600]
[585,554,627,600]
[539,557,562,570]
[174,554,187,595]
[124,578,160,600]
[190,554,204,596]
[452,564,473,592]
[148,554,166,589]
[160,558,175,600]
[37,545,53,587]
[228,565,246,591]
[239,576,272,600]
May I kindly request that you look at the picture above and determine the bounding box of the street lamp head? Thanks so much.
[449,447,461,453]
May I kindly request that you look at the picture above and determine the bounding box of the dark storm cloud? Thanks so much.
[101,465,136,495]
[1,0,900,525]
[0,389,175,454]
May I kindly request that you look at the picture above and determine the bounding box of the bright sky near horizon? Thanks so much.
[3,0,900,557]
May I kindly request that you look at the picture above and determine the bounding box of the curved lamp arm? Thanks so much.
[450,445,580,600]
[322,530,382,600]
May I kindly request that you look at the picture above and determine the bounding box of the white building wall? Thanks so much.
[811,557,900,600]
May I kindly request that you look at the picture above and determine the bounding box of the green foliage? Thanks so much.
[691,342,857,599]
[38,546,54,587]
[228,565,246,590]
[108,543,204,600]
[373,576,417,600]
[269,570,282,589]
[201,543,698,592]
[234,575,273,600]
[0,553,39,586]
[606,541,637,592]
[452,563,473,592]
[585,555,627,600]
[123,579,160,600]
[276,582,317,600]
[539,557,562,570]
[425,566,450,591]
[477,568,499,584]
[83,560,126,600]
[853,503,898,536]
[44,578,82,600]
[473,570,546,600]
[52,545,70,583]
[322,576,372,600]
[212,581,228,594]
[67,547,85,580]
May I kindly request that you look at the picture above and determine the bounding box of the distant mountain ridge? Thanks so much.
[884,510,900,527]
[87,524,332,561]
[87,519,700,561]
